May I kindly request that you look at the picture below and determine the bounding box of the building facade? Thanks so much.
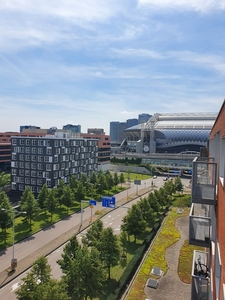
[11,133,98,194]
[81,131,110,172]
[110,121,127,145]
[62,124,81,133]
[189,100,225,300]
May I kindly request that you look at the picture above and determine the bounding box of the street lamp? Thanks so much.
[1,208,26,272]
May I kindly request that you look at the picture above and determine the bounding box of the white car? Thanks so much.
[153,175,157,179]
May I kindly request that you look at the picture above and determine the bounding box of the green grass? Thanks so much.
[126,207,190,300]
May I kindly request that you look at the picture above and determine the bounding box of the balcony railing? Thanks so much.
[189,203,211,247]
[191,250,210,300]
[191,158,217,205]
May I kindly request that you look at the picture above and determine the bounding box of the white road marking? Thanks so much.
[11,282,20,292]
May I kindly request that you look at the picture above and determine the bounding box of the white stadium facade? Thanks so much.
[124,113,217,154]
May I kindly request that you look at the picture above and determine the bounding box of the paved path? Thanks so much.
[144,216,191,300]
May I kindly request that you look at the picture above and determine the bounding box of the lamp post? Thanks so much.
[1,208,26,271]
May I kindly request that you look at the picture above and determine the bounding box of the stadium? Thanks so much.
[124,112,217,154]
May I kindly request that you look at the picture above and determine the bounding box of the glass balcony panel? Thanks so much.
[189,204,210,247]
[191,250,210,300]
[192,159,217,205]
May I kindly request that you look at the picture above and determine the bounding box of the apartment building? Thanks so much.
[81,130,110,172]
[0,131,49,171]
[11,132,98,194]
[189,100,225,300]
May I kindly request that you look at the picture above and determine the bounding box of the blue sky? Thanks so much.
[0,0,225,134]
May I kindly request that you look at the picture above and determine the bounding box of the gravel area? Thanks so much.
[144,215,191,300]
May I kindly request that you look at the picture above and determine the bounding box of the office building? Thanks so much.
[10,132,98,194]
[20,125,41,133]
[110,121,127,145]
[138,113,151,124]
[62,124,81,134]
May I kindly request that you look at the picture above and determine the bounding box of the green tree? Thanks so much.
[137,197,155,225]
[82,219,103,248]
[174,177,184,192]
[0,192,12,243]
[37,183,49,209]
[113,172,119,188]
[61,185,73,213]
[56,179,65,207]
[75,181,85,202]
[44,189,58,222]
[148,192,160,213]
[16,256,69,300]
[99,227,120,279]
[119,173,125,187]
[122,204,147,242]
[0,172,10,190]
[20,187,39,230]
[105,172,114,193]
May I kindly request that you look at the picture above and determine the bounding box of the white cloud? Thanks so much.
[138,0,225,13]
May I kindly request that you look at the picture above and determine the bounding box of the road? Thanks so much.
[0,177,190,300]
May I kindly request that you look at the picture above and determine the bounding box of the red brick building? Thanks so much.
[189,99,225,299]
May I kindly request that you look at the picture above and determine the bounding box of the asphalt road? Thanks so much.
[0,177,191,300]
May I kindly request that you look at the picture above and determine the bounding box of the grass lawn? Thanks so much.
[178,240,204,283]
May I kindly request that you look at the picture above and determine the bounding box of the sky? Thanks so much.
[0,0,225,134]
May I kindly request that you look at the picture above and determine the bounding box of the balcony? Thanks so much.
[191,250,210,300]
[191,158,217,205]
[189,204,211,247]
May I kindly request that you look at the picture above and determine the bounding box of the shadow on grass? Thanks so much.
[99,278,118,300]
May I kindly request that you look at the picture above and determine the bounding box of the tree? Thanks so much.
[61,185,73,213]
[105,172,114,194]
[0,172,10,191]
[20,187,39,230]
[119,173,125,187]
[37,183,49,209]
[0,192,12,243]
[44,189,58,222]
[56,179,65,207]
[147,192,160,213]
[174,177,184,192]
[75,181,85,202]
[82,219,103,248]
[16,256,69,300]
[122,204,147,242]
[113,172,119,188]
[99,227,120,279]
[137,197,155,225]
[58,235,105,300]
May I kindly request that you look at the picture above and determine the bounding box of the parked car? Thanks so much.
[163,177,168,181]
[153,175,157,179]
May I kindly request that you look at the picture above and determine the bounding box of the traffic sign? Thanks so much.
[102,196,116,208]
[89,200,97,206]
[134,179,141,185]
[90,205,93,209]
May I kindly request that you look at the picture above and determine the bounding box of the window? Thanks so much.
[32,140,37,146]
[31,163,36,169]
[25,155,30,161]
[25,139,31,146]
[31,178,36,185]
[19,154,25,160]
[44,156,50,162]
[38,156,43,162]
[60,140,64,147]
[19,184,24,191]
[31,147,37,154]
[61,162,65,169]
[54,156,58,162]
[20,139,25,145]
[12,154,17,160]
[37,179,43,185]
[31,186,36,193]
[19,169,24,176]
[37,163,43,170]
[12,169,17,175]
[19,177,24,183]
[46,164,52,171]
[54,140,58,147]
[56,148,60,154]
[25,178,30,184]
[38,148,43,154]
[37,171,42,178]
[54,171,58,179]
[31,155,36,162]
[44,140,50,147]
[38,140,44,146]
[25,162,30,169]
[25,170,30,176]
[46,180,51,187]
[20,147,24,153]
[25,147,30,153]
[31,171,36,177]
[12,139,17,145]
[46,147,52,155]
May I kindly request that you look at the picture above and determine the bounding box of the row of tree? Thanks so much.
[0,170,126,239]
[15,177,184,300]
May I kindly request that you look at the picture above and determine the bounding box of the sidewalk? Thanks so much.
[0,185,151,288]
